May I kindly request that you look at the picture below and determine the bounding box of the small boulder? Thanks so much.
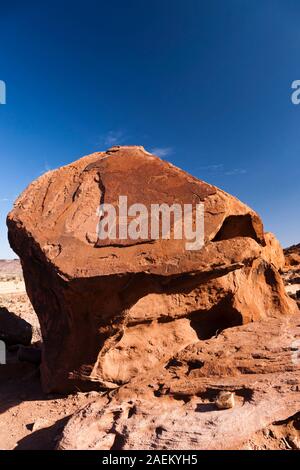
[215,391,235,410]
[0,307,32,346]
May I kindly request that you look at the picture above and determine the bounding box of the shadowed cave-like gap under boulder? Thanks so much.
[212,214,265,244]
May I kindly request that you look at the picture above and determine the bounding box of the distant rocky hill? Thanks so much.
[0,259,22,280]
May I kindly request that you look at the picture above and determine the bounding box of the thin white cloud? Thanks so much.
[150,147,173,157]
[224,168,247,176]
[101,130,126,147]
[198,163,247,176]
[0,198,10,202]
[198,163,224,171]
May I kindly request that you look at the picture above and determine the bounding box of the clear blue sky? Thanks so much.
[0,0,299,258]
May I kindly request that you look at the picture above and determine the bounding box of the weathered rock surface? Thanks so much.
[262,232,286,270]
[240,412,300,450]
[283,244,300,309]
[57,315,300,450]
[285,244,300,268]
[7,146,297,392]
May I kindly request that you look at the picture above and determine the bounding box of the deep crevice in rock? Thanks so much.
[189,296,243,340]
[187,360,204,375]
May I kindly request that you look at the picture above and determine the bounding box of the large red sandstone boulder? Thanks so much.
[7,146,297,392]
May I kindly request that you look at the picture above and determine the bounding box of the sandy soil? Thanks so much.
[0,280,26,295]
[0,363,100,450]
